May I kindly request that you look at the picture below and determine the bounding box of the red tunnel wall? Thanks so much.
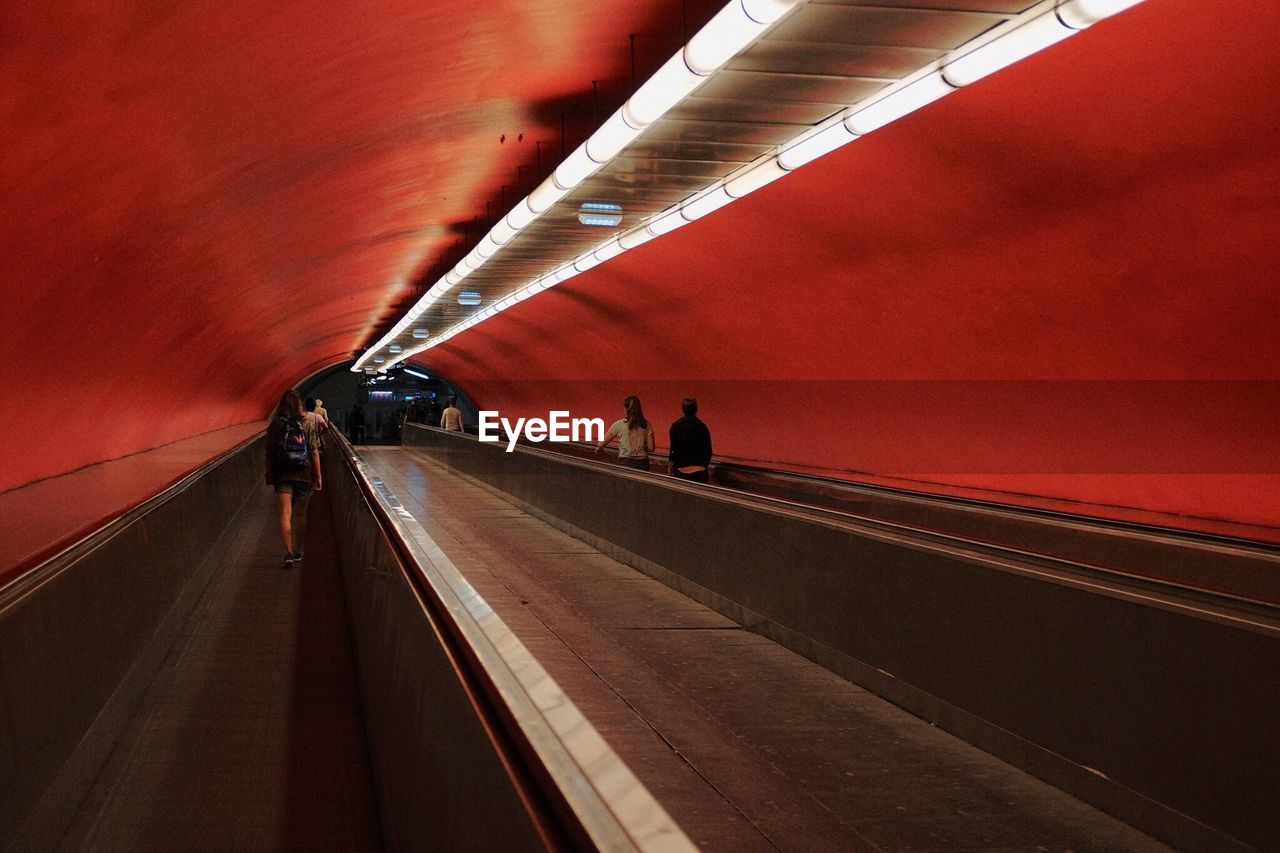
[0,0,701,496]
[2,0,1277,544]
[420,0,1280,540]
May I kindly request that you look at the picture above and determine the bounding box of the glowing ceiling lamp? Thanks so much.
[685,0,803,75]
[777,120,859,170]
[358,0,1148,369]
[578,202,623,227]
[681,187,733,221]
[944,0,1146,87]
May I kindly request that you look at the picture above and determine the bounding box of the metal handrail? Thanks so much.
[413,420,1280,554]
[400,424,1280,634]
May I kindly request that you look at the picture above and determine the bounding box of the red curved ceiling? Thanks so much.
[5,1,1280,538]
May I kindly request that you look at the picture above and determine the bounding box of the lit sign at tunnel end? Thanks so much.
[478,410,604,452]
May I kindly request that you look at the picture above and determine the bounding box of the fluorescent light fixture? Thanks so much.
[686,0,800,75]
[353,0,805,369]
[413,327,428,338]
[554,145,599,190]
[1059,0,1145,28]
[380,0,1138,363]
[528,176,569,214]
[619,227,656,250]
[373,356,385,364]
[578,201,623,227]
[943,14,1075,87]
[742,0,802,24]
[685,6,765,74]
[725,158,786,198]
[846,72,955,135]
[594,240,625,263]
[778,120,858,170]
[489,217,518,245]
[624,53,705,126]
[648,208,688,236]
[586,108,644,164]
[457,290,482,307]
[404,368,430,380]
[388,344,402,353]
[681,187,732,221]
[543,265,570,285]
[505,199,538,230]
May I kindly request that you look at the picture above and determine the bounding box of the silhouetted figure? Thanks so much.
[350,404,366,444]
[668,397,712,484]
[265,390,323,568]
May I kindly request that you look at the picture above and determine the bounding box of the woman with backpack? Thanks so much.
[265,390,323,568]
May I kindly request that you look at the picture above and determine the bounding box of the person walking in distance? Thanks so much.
[440,397,464,431]
[668,397,713,484]
[265,390,323,568]
[304,397,328,454]
[596,395,655,471]
[350,404,366,444]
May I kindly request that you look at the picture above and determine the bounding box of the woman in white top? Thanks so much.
[595,395,655,471]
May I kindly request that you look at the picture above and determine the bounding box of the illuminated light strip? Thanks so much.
[353,0,805,372]
[362,0,1145,370]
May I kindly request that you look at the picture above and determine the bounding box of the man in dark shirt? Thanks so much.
[668,397,713,484]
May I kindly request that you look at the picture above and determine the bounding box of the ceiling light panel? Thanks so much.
[359,0,1146,367]
[666,96,842,125]
[767,5,1004,50]
[693,69,890,106]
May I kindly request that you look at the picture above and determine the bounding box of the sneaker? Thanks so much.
[292,551,304,564]
[281,553,296,569]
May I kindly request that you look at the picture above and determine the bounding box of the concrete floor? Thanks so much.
[363,446,1167,853]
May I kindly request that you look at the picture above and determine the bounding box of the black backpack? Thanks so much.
[279,417,309,467]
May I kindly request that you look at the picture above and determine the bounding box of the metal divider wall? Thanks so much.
[403,423,1280,852]
[323,430,693,852]
[0,436,264,851]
